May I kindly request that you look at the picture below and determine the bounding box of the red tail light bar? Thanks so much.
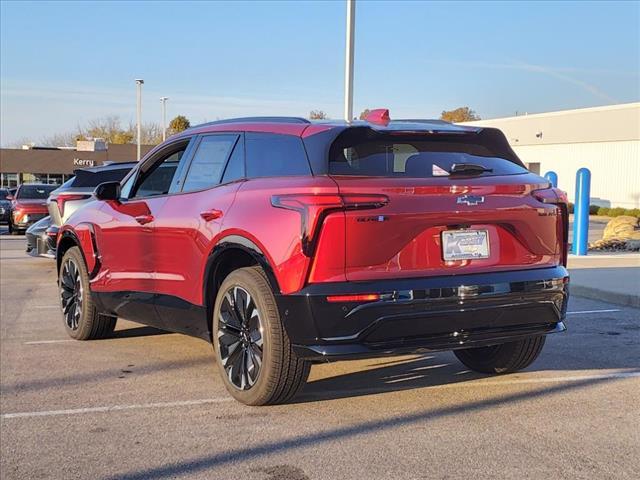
[327,293,381,303]
[271,193,389,256]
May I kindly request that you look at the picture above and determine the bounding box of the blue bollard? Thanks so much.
[544,171,558,188]
[572,168,591,256]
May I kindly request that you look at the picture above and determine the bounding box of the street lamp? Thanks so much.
[135,79,144,161]
[344,0,355,122]
[160,96,169,142]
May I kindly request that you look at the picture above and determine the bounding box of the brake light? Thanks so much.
[533,187,569,266]
[271,193,389,256]
[327,293,380,303]
[56,194,91,217]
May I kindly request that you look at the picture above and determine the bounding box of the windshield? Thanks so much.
[16,184,57,199]
[0,189,9,200]
[329,133,528,178]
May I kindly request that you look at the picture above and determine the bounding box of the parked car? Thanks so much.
[56,113,570,405]
[9,184,57,234]
[0,188,12,227]
[26,216,55,257]
[45,162,136,252]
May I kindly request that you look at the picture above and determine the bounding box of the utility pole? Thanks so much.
[160,96,169,142]
[135,79,144,161]
[344,0,355,122]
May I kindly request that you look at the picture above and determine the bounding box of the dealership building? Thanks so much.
[463,102,640,209]
[0,141,153,188]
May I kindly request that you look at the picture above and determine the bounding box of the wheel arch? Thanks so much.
[56,225,100,277]
[203,235,281,339]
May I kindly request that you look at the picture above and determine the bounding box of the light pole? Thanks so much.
[344,0,356,122]
[160,96,169,142]
[135,79,144,161]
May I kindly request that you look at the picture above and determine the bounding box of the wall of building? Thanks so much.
[514,140,640,208]
[462,102,640,208]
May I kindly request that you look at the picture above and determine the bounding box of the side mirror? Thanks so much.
[94,181,121,201]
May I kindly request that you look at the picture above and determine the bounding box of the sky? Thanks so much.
[1,0,639,146]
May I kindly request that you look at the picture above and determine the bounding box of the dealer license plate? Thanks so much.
[442,229,490,261]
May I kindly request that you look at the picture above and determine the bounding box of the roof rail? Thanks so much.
[190,116,311,129]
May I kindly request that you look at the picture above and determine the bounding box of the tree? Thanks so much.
[358,109,371,120]
[168,115,191,135]
[309,110,328,120]
[440,107,480,123]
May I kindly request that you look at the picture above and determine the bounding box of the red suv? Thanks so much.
[57,113,569,405]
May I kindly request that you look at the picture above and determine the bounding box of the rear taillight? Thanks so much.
[533,187,569,266]
[271,193,388,256]
[55,194,91,217]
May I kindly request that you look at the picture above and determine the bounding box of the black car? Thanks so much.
[0,188,11,227]
[26,216,56,257]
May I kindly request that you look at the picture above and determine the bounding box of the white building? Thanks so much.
[462,102,640,208]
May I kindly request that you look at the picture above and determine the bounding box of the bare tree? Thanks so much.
[309,110,328,120]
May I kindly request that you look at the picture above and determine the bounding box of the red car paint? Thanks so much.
[58,117,568,320]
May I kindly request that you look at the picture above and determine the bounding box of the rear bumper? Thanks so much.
[277,266,569,361]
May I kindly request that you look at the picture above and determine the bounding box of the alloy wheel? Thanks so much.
[216,286,264,390]
[60,259,83,330]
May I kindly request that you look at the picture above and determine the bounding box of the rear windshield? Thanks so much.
[16,184,57,199]
[329,133,528,177]
[71,167,132,187]
[0,189,9,200]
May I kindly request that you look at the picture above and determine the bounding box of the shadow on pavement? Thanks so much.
[105,373,636,480]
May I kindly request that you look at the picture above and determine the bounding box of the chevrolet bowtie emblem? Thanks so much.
[457,195,485,206]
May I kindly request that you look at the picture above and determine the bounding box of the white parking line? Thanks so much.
[24,340,75,345]
[566,309,621,315]
[2,372,638,420]
[1,398,233,419]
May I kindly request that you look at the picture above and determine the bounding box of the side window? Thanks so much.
[245,133,311,178]
[130,144,188,198]
[182,135,238,192]
[221,136,245,184]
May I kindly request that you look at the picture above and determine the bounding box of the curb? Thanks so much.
[571,284,640,309]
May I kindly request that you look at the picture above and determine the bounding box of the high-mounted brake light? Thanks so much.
[271,193,389,256]
[56,194,91,217]
[364,108,390,126]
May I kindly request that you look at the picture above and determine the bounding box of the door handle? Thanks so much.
[134,214,154,225]
[200,209,223,222]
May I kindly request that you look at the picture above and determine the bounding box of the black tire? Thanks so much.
[212,266,310,406]
[7,222,13,234]
[59,246,116,340]
[454,336,546,374]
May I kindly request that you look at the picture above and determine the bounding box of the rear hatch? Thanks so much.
[326,127,565,281]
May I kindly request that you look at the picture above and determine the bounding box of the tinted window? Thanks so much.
[329,133,528,177]
[182,135,238,192]
[0,189,8,199]
[17,184,57,199]
[221,138,245,184]
[132,149,185,198]
[245,133,311,178]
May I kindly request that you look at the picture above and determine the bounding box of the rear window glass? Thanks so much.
[17,184,57,199]
[245,133,311,178]
[71,167,132,188]
[329,134,528,177]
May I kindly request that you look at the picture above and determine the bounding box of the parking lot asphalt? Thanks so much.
[1,234,639,480]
